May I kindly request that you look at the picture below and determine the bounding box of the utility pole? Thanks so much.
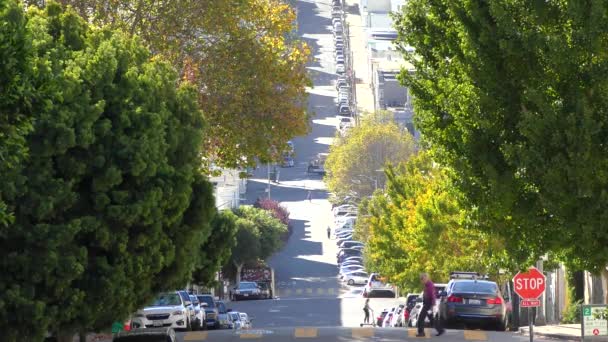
[267,162,271,199]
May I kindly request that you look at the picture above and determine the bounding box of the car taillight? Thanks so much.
[447,295,463,303]
[487,297,503,304]
[123,320,131,331]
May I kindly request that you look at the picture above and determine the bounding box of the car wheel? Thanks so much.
[347,279,355,285]
[497,316,508,331]
[192,319,199,331]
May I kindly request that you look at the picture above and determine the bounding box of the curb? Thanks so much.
[519,327,581,341]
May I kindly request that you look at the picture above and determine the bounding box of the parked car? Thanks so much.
[338,249,361,263]
[333,204,357,215]
[382,308,396,327]
[363,273,395,298]
[339,240,363,249]
[216,300,231,329]
[229,311,242,329]
[438,279,509,330]
[131,291,192,330]
[239,312,253,329]
[336,79,348,90]
[257,282,272,299]
[391,304,406,327]
[342,271,369,285]
[197,294,218,329]
[337,104,350,115]
[376,309,389,327]
[339,265,365,276]
[232,281,263,301]
[336,64,345,74]
[189,295,206,330]
[177,290,197,329]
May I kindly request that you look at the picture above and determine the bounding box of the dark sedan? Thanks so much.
[438,279,508,330]
[231,281,263,301]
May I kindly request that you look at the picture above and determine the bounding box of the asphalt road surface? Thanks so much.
[175,0,555,341]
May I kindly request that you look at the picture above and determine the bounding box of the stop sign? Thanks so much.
[513,267,546,299]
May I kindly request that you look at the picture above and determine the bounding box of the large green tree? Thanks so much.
[0,0,31,227]
[0,2,215,340]
[394,0,608,273]
[46,0,311,168]
[192,210,239,286]
[325,112,416,199]
[364,152,513,292]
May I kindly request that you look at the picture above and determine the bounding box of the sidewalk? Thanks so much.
[344,0,375,115]
[519,324,583,341]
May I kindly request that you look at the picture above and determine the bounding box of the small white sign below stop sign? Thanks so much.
[512,266,546,299]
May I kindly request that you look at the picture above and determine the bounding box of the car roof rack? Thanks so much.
[449,271,489,280]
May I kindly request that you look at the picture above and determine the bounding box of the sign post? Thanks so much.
[513,267,546,342]
[581,305,608,341]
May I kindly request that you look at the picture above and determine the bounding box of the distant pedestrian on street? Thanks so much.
[327,226,331,239]
[307,190,312,202]
[416,273,444,337]
[363,298,371,324]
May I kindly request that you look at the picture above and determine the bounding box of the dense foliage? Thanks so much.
[228,206,288,272]
[0,2,215,340]
[395,0,608,271]
[48,0,311,168]
[254,197,291,240]
[363,152,513,292]
[324,112,416,199]
[192,210,239,286]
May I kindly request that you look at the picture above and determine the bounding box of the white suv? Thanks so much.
[131,292,191,330]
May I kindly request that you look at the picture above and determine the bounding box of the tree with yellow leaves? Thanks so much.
[325,112,416,199]
[47,0,311,168]
[363,152,515,292]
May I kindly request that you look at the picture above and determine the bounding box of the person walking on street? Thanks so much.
[307,190,312,202]
[327,226,331,239]
[416,273,445,337]
[363,298,371,324]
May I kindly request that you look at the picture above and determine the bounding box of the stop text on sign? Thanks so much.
[512,266,546,299]
[515,277,544,290]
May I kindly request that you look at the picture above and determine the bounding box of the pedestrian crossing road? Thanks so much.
[175,327,547,342]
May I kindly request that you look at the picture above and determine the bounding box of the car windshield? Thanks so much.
[189,296,199,305]
[150,293,181,306]
[240,282,257,289]
[198,296,214,308]
[453,281,498,293]
[230,313,240,320]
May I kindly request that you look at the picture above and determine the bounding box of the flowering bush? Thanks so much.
[254,198,291,240]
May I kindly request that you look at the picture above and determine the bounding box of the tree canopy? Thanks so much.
[394,0,608,271]
[192,210,239,286]
[325,112,416,199]
[49,0,312,169]
[363,152,513,292]
[0,2,215,340]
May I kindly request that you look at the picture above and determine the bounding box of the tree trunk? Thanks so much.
[235,263,243,286]
[79,331,86,342]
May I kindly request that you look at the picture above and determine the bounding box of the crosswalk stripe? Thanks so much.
[294,327,318,338]
[328,288,335,294]
[184,331,207,340]
[306,288,313,294]
[464,330,488,341]
[352,327,374,338]
[296,289,303,295]
[316,288,324,294]
[283,289,292,296]
[239,333,263,339]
